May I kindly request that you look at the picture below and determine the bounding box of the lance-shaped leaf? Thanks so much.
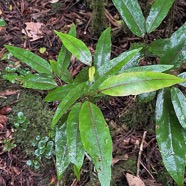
[122,65,174,73]
[156,89,186,186]
[49,59,60,77]
[51,83,86,128]
[91,49,142,91]
[171,87,186,130]
[146,0,174,33]
[148,39,170,57]
[45,84,76,102]
[55,122,70,180]
[5,45,52,74]
[160,22,186,67]
[56,24,76,82]
[21,74,57,90]
[79,101,112,186]
[112,0,146,37]
[94,28,111,69]
[99,72,184,96]
[55,31,92,66]
[66,103,84,180]
[98,48,142,76]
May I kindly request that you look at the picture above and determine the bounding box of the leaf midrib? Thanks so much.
[100,78,181,92]
[88,102,105,172]
[14,49,51,73]
[61,34,90,65]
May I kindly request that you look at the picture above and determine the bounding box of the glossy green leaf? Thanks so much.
[51,83,86,128]
[119,52,141,72]
[156,89,186,186]
[5,45,52,74]
[160,23,186,67]
[112,0,146,37]
[21,74,57,90]
[66,103,84,180]
[49,59,60,77]
[178,72,186,87]
[55,31,92,66]
[55,123,70,180]
[94,28,111,69]
[45,84,76,102]
[91,49,141,91]
[148,39,170,57]
[56,24,76,82]
[146,0,174,33]
[99,72,184,96]
[98,48,142,76]
[171,87,186,130]
[74,67,89,83]
[122,65,174,73]
[137,91,156,103]
[79,101,112,186]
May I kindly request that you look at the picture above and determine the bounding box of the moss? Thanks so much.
[90,0,107,36]
[118,100,155,132]
[8,89,54,156]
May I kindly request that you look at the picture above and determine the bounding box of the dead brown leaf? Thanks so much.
[12,166,21,175]
[112,154,128,166]
[0,114,8,125]
[125,173,145,186]
[0,106,12,115]
[0,90,18,96]
[143,179,163,186]
[22,22,44,41]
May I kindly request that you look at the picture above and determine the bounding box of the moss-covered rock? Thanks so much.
[9,89,54,156]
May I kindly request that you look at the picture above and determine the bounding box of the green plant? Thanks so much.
[3,139,16,152]
[0,18,6,26]
[4,23,185,185]
[2,60,31,83]
[14,112,30,130]
[10,100,54,169]
[26,135,54,170]
[112,0,186,185]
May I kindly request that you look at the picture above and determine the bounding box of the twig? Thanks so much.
[137,130,147,177]
[140,161,155,179]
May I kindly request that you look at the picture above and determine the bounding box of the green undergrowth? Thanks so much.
[0,80,54,167]
[0,80,173,185]
[10,90,54,156]
[118,100,156,131]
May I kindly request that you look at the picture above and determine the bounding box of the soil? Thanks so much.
[0,0,186,186]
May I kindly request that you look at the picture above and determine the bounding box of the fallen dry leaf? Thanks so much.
[12,166,21,175]
[49,176,56,184]
[125,173,145,186]
[0,114,8,125]
[22,22,44,41]
[50,0,59,3]
[112,154,128,166]
[0,90,18,96]
[0,106,12,115]
[143,179,163,186]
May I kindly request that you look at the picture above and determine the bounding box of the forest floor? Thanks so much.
[0,0,186,185]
